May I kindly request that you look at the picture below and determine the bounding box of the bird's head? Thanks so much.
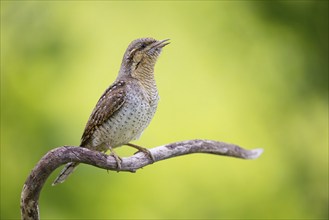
[118,38,170,79]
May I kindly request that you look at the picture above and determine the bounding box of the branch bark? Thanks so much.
[20,139,263,220]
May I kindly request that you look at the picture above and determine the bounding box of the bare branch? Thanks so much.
[20,139,263,220]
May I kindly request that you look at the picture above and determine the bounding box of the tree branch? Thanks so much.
[20,139,263,220]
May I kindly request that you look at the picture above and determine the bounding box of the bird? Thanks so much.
[52,37,169,185]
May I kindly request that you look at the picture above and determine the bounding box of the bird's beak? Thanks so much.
[153,39,170,49]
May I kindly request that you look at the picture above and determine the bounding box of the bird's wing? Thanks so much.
[80,80,126,147]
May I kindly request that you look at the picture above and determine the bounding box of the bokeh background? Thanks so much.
[1,1,328,219]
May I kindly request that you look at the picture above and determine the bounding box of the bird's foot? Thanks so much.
[109,147,122,170]
[126,143,155,163]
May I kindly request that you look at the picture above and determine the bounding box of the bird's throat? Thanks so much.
[132,68,158,103]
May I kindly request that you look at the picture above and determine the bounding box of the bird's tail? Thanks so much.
[52,162,80,186]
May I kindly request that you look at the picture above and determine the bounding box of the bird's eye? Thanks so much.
[140,43,147,49]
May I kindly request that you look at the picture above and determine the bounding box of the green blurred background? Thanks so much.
[1,1,328,219]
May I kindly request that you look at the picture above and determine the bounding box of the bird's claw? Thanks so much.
[136,148,155,163]
[127,143,155,163]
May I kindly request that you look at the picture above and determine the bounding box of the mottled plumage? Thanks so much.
[80,80,127,149]
[53,38,169,185]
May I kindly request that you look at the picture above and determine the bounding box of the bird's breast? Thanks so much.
[91,82,159,148]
